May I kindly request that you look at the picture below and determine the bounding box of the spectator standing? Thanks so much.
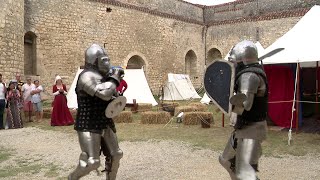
[0,74,6,130]
[31,80,43,122]
[15,73,24,91]
[21,77,35,122]
[116,70,128,96]
[6,80,23,129]
[51,75,74,126]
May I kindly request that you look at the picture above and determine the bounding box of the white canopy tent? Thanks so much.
[260,5,320,134]
[122,69,158,106]
[67,67,82,109]
[200,93,211,105]
[67,68,158,109]
[262,5,320,65]
[161,73,201,101]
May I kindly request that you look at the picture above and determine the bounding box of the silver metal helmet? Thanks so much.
[228,40,258,65]
[85,44,111,74]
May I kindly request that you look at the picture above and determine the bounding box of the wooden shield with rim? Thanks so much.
[203,60,235,115]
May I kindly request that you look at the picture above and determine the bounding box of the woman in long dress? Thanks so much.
[51,76,74,126]
[6,80,23,129]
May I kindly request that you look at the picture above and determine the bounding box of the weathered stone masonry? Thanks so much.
[0,0,318,95]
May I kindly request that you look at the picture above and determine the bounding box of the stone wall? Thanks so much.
[204,0,318,22]
[206,17,302,60]
[1,0,319,95]
[0,0,24,81]
[97,0,204,22]
[24,0,205,93]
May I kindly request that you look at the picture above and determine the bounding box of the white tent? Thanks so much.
[200,93,211,105]
[67,67,82,109]
[262,5,320,65]
[122,69,158,106]
[224,41,265,60]
[260,5,320,132]
[67,68,158,109]
[162,73,201,100]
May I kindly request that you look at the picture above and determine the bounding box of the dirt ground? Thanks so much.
[0,127,319,180]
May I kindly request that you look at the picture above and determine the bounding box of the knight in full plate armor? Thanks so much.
[219,40,268,180]
[68,44,123,180]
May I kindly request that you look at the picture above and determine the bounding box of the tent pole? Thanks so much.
[316,61,319,115]
[296,63,300,133]
[222,113,224,127]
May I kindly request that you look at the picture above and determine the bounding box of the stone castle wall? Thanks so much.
[0,0,24,81]
[0,0,319,95]
[23,0,205,93]
[206,17,302,60]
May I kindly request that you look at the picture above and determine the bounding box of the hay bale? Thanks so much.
[174,105,199,116]
[42,107,77,119]
[137,103,153,112]
[189,103,207,111]
[161,102,179,108]
[42,107,52,119]
[183,112,213,125]
[113,111,133,123]
[161,102,179,116]
[141,111,171,124]
[69,109,77,119]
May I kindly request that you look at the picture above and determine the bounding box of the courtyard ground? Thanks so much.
[0,117,320,180]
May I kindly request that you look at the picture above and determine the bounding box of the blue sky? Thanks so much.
[183,0,236,6]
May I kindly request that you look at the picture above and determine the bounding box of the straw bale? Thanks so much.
[161,102,179,116]
[161,102,179,108]
[189,103,207,111]
[174,106,199,116]
[183,112,213,125]
[141,111,171,124]
[113,111,133,123]
[42,107,77,119]
[137,103,153,112]
[42,107,52,119]
[69,109,77,119]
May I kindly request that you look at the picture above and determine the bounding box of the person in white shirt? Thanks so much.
[21,77,35,122]
[0,74,6,129]
[31,80,43,122]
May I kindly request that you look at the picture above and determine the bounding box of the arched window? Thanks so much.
[24,31,37,75]
[127,55,146,70]
[207,48,222,65]
[185,50,197,77]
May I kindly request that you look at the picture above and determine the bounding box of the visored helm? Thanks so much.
[85,44,110,74]
[228,40,258,66]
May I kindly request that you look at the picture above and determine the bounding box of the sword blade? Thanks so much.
[259,48,285,61]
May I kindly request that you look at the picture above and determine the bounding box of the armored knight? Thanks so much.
[219,40,268,180]
[68,44,123,180]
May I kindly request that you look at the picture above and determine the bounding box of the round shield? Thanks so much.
[105,96,127,118]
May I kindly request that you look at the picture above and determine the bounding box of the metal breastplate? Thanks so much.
[74,70,114,132]
[235,64,269,124]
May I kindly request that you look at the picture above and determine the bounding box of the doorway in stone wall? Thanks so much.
[24,31,37,75]
[185,50,197,81]
[206,48,222,65]
[127,55,146,70]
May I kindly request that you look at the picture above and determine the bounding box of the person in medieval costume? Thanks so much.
[68,44,124,180]
[219,40,268,180]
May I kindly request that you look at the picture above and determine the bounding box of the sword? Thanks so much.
[259,48,284,63]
